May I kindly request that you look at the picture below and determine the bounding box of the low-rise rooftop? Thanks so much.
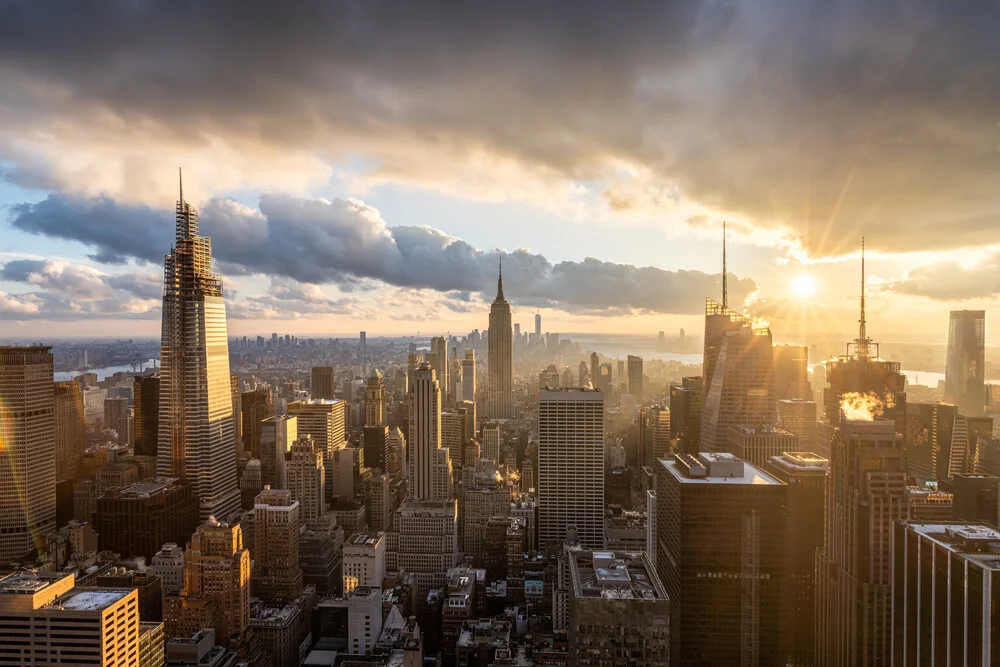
[664,452,782,485]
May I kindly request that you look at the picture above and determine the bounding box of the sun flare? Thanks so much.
[791,274,817,298]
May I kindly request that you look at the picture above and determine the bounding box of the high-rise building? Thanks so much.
[767,452,828,667]
[701,299,776,452]
[133,374,160,458]
[430,337,450,407]
[590,352,600,392]
[343,531,385,594]
[939,472,1000,526]
[727,424,797,470]
[408,363,452,501]
[363,471,395,532]
[386,499,459,600]
[0,345,56,562]
[773,344,811,400]
[567,551,670,667]
[824,242,907,437]
[816,417,906,667]
[361,370,386,430]
[240,387,274,459]
[93,477,199,560]
[669,376,702,454]
[230,374,242,458]
[945,310,986,418]
[481,422,501,463]
[285,436,326,529]
[891,522,1000,666]
[641,405,671,470]
[163,518,251,649]
[538,388,605,550]
[535,312,541,338]
[363,424,389,476]
[311,366,335,400]
[259,415,297,489]
[487,260,514,419]
[287,398,347,456]
[104,396,133,446]
[655,451,787,666]
[777,398,821,456]
[0,572,140,667]
[157,179,241,523]
[627,355,644,401]
[54,379,85,482]
[252,487,303,604]
[461,350,476,404]
[359,331,367,375]
[151,542,185,595]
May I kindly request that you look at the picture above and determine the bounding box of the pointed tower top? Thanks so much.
[496,254,505,302]
[851,236,875,359]
[175,167,198,241]
[722,221,728,308]
[179,167,183,205]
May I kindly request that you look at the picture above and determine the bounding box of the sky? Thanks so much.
[2,1,1000,345]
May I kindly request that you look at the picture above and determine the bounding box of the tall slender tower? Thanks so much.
[157,170,241,522]
[408,363,452,500]
[487,258,514,419]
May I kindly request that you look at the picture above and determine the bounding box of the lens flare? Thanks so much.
[791,274,817,297]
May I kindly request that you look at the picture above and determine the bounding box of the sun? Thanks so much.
[791,273,817,298]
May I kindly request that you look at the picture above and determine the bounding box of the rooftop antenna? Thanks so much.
[722,221,728,308]
[850,236,875,359]
[179,167,183,205]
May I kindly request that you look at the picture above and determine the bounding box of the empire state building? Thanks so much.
[157,171,241,522]
[487,259,513,419]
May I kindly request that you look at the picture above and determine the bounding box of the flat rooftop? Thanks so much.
[662,452,782,485]
[769,452,829,472]
[539,387,604,399]
[905,522,1000,570]
[57,588,131,611]
[569,551,667,601]
[117,477,182,497]
[0,571,72,594]
[733,424,795,437]
[347,532,384,547]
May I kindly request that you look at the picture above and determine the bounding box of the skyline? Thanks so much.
[2,2,1000,343]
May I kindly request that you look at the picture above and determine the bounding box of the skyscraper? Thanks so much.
[54,379,85,482]
[816,416,906,667]
[408,363,452,500]
[252,487,303,605]
[487,259,514,419]
[824,241,906,436]
[259,415,297,488]
[157,175,240,522]
[590,352,600,392]
[773,344,811,400]
[430,336,450,407]
[537,387,605,550]
[669,377,702,454]
[655,451,787,666]
[944,309,986,418]
[365,368,386,427]
[133,374,160,458]
[311,366,335,400]
[288,398,348,503]
[0,346,56,562]
[535,312,541,337]
[359,331,367,374]
[285,436,326,529]
[461,350,476,403]
[241,387,274,459]
[627,355,644,401]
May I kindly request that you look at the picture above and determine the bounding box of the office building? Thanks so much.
[157,181,240,522]
[259,415,296,489]
[55,379,85,482]
[343,531,386,594]
[311,366,335,400]
[641,405,671,470]
[288,398,347,503]
[96,569,163,624]
[461,350,477,403]
[250,601,305,667]
[240,387,274,459]
[284,441,328,527]
[767,452,828,667]
[442,566,486,665]
[777,398,821,456]
[816,417,906,667]
[944,310,986,418]
[365,368,386,427]
[93,477,199,560]
[892,522,1000,666]
[359,331,367,374]
[252,487,303,604]
[364,471,395,532]
[538,388,605,550]
[430,336,450,408]
[408,363,452,500]
[363,424,389,475]
[0,571,139,667]
[487,261,514,419]
[773,344,811,400]
[627,355,643,401]
[567,551,670,667]
[462,482,511,564]
[907,486,954,522]
[939,473,1000,525]
[535,312,542,338]
[163,518,251,649]
[481,422,501,463]
[386,499,458,600]
[104,396,133,446]
[701,299,776,452]
[151,542,185,595]
[0,345,56,563]
[139,622,166,667]
[727,424,797,469]
[133,374,161,458]
[669,376,702,454]
[655,452,787,666]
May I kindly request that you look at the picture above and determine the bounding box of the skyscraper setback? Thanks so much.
[487,259,514,419]
[157,173,241,522]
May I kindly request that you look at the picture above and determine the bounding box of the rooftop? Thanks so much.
[663,452,782,485]
[116,477,183,497]
[769,451,829,473]
[905,522,1000,570]
[347,532,384,547]
[0,571,72,594]
[733,424,795,437]
[57,588,131,611]
[569,551,667,601]
[539,386,604,399]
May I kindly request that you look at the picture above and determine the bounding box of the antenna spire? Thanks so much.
[849,236,876,359]
[722,221,728,308]
[179,167,183,205]
[496,253,505,301]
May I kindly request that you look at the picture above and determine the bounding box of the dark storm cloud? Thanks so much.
[8,193,754,315]
[2,1,999,257]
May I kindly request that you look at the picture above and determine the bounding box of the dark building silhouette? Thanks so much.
[241,387,275,459]
[363,425,389,474]
[939,473,1000,526]
[944,310,986,418]
[627,354,644,401]
[133,374,160,458]
[94,478,199,560]
[669,376,702,454]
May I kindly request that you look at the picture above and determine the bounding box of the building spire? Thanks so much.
[852,236,874,359]
[179,167,183,206]
[722,221,728,308]
[175,167,198,241]
[496,254,505,301]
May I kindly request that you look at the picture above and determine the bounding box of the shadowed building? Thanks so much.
[944,310,986,418]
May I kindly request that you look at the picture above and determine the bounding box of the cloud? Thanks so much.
[0,258,160,319]
[892,250,1000,300]
[1,2,998,257]
[10,193,755,316]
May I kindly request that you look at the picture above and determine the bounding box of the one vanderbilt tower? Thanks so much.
[157,170,241,522]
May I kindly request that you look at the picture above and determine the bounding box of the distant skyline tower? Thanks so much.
[0,346,56,562]
[430,336,450,407]
[534,311,541,337]
[157,172,240,522]
[487,258,514,419]
[627,355,643,401]
[944,309,986,417]
[359,331,367,374]
[365,368,386,427]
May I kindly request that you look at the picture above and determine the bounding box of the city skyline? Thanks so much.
[2,3,1000,343]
